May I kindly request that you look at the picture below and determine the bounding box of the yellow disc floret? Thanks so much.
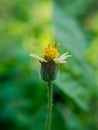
[43,44,60,61]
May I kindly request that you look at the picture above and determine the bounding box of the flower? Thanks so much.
[30,44,72,64]
[30,43,72,81]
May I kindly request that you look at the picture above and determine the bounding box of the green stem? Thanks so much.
[46,81,53,130]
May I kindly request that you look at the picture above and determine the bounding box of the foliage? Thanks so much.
[0,0,98,130]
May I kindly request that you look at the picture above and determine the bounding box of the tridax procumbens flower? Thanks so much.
[30,43,72,82]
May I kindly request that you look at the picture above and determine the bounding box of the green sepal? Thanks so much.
[40,61,58,82]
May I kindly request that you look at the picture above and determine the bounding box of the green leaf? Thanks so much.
[53,2,96,111]
[53,0,96,16]
[56,73,91,111]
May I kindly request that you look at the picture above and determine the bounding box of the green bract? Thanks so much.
[40,61,58,81]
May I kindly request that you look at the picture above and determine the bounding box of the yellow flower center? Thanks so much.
[43,44,60,61]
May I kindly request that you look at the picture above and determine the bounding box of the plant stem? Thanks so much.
[46,81,53,130]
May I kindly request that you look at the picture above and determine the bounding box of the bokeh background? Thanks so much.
[0,0,98,130]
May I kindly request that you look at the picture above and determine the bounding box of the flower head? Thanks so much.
[30,43,72,82]
[30,43,71,64]
[43,44,60,61]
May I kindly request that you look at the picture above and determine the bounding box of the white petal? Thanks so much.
[60,61,67,63]
[54,58,67,64]
[53,52,72,64]
[53,58,60,63]
[30,54,47,62]
[60,53,72,59]
[59,52,69,58]
[60,54,72,61]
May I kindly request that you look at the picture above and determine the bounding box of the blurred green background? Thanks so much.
[0,0,98,130]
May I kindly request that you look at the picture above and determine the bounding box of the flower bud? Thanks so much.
[40,61,58,82]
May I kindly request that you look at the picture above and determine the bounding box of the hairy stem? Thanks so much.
[46,81,53,130]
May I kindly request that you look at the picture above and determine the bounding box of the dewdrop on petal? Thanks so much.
[30,43,72,82]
